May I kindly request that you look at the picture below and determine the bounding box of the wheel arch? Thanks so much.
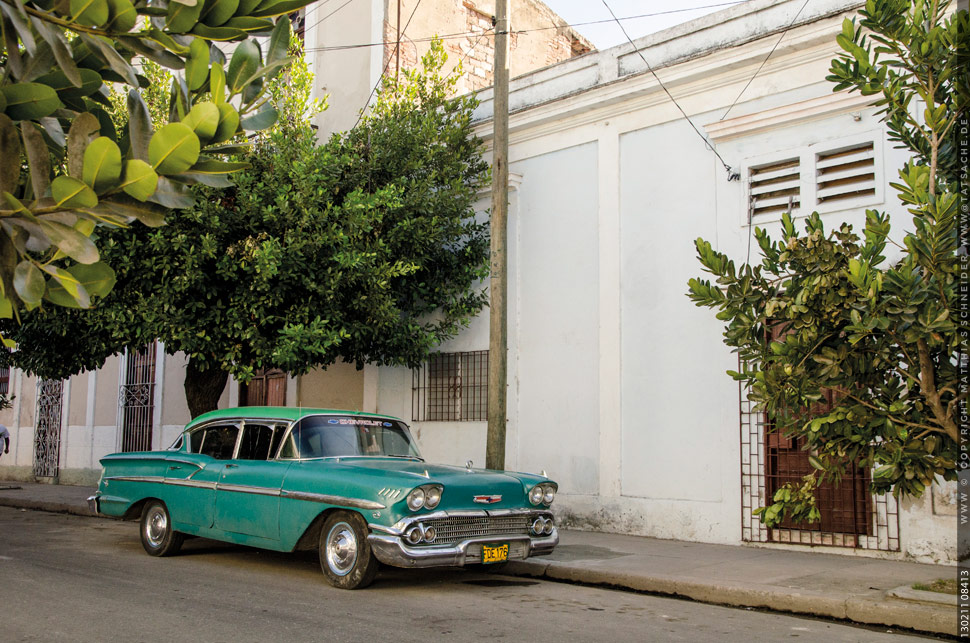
[294,507,367,551]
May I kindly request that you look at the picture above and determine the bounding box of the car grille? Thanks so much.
[423,514,532,544]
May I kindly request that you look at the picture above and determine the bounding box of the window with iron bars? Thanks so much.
[0,365,9,395]
[412,351,488,421]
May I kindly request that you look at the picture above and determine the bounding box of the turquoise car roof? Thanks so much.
[186,407,405,428]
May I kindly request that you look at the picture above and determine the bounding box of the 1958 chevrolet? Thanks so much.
[88,407,558,589]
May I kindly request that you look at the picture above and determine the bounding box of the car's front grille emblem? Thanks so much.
[473,494,502,504]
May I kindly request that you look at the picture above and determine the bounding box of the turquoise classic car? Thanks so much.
[88,407,558,589]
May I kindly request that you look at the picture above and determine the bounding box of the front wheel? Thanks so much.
[318,511,379,589]
[140,500,184,557]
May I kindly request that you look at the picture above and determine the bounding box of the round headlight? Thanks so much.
[529,485,543,505]
[423,526,437,543]
[407,487,426,511]
[543,518,554,535]
[531,517,545,534]
[542,486,556,505]
[406,525,423,544]
[425,486,442,509]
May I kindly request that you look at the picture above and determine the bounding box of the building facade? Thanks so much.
[0,0,957,564]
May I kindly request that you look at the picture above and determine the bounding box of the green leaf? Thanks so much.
[240,105,277,131]
[201,0,238,27]
[51,175,98,209]
[106,0,137,31]
[266,16,291,69]
[66,261,116,297]
[190,23,246,40]
[221,16,273,31]
[71,0,109,26]
[36,69,103,98]
[82,136,122,193]
[42,265,90,308]
[13,260,45,306]
[21,121,51,199]
[118,159,158,201]
[211,102,239,143]
[90,196,167,227]
[166,0,204,33]
[148,123,201,175]
[0,115,20,196]
[181,102,220,143]
[226,39,260,95]
[210,62,226,104]
[0,82,62,120]
[147,176,194,209]
[37,218,100,264]
[67,112,101,179]
[188,158,249,173]
[185,37,210,91]
[127,90,153,161]
[250,0,311,18]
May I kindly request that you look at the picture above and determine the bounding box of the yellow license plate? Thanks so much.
[482,543,509,564]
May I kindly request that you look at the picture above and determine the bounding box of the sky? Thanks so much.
[539,0,746,50]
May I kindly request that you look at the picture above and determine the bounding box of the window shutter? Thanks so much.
[749,158,800,218]
[815,142,875,204]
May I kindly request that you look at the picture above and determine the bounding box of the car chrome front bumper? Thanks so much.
[86,493,100,515]
[367,530,559,569]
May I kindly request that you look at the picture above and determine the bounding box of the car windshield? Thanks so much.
[287,416,421,460]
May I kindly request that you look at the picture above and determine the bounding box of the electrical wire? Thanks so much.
[600,0,737,180]
[302,0,359,37]
[352,0,424,129]
[299,2,745,54]
[720,0,811,121]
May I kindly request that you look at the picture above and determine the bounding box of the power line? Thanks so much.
[352,0,424,129]
[300,2,745,54]
[302,0,358,37]
[600,0,738,181]
[720,0,811,120]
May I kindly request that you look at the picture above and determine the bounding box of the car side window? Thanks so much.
[278,432,299,459]
[196,424,240,460]
[237,423,284,460]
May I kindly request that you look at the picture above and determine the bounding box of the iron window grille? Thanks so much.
[0,365,9,395]
[739,372,899,552]
[412,351,488,421]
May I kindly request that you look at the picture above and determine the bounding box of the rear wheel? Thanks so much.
[139,500,184,557]
[318,511,379,589]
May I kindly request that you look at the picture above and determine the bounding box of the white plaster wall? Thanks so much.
[617,118,740,543]
[510,142,600,493]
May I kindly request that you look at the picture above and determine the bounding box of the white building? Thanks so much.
[0,0,957,564]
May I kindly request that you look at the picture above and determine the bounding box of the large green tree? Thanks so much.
[4,40,490,417]
[688,0,967,526]
[0,0,312,328]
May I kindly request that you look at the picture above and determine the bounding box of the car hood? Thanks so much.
[331,458,534,509]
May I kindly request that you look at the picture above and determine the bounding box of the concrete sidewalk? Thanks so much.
[0,480,956,637]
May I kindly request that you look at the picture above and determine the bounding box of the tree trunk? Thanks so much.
[184,356,230,419]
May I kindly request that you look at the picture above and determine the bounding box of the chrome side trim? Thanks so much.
[165,479,219,490]
[218,484,280,497]
[280,490,385,511]
[104,475,166,484]
[166,457,206,468]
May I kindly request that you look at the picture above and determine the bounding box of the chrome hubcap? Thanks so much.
[325,522,358,576]
[145,507,167,547]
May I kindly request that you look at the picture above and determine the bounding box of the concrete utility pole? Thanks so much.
[486,0,510,471]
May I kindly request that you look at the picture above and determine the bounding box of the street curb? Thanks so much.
[0,496,96,519]
[504,560,956,637]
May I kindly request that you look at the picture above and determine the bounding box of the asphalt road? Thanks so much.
[0,507,940,643]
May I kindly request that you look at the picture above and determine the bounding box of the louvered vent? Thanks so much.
[816,142,875,204]
[749,158,800,218]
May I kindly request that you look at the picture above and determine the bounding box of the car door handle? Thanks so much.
[168,465,182,470]
[225,463,238,469]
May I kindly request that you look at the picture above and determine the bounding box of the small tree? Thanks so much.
[5,39,491,417]
[688,0,967,526]
[0,1,311,329]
